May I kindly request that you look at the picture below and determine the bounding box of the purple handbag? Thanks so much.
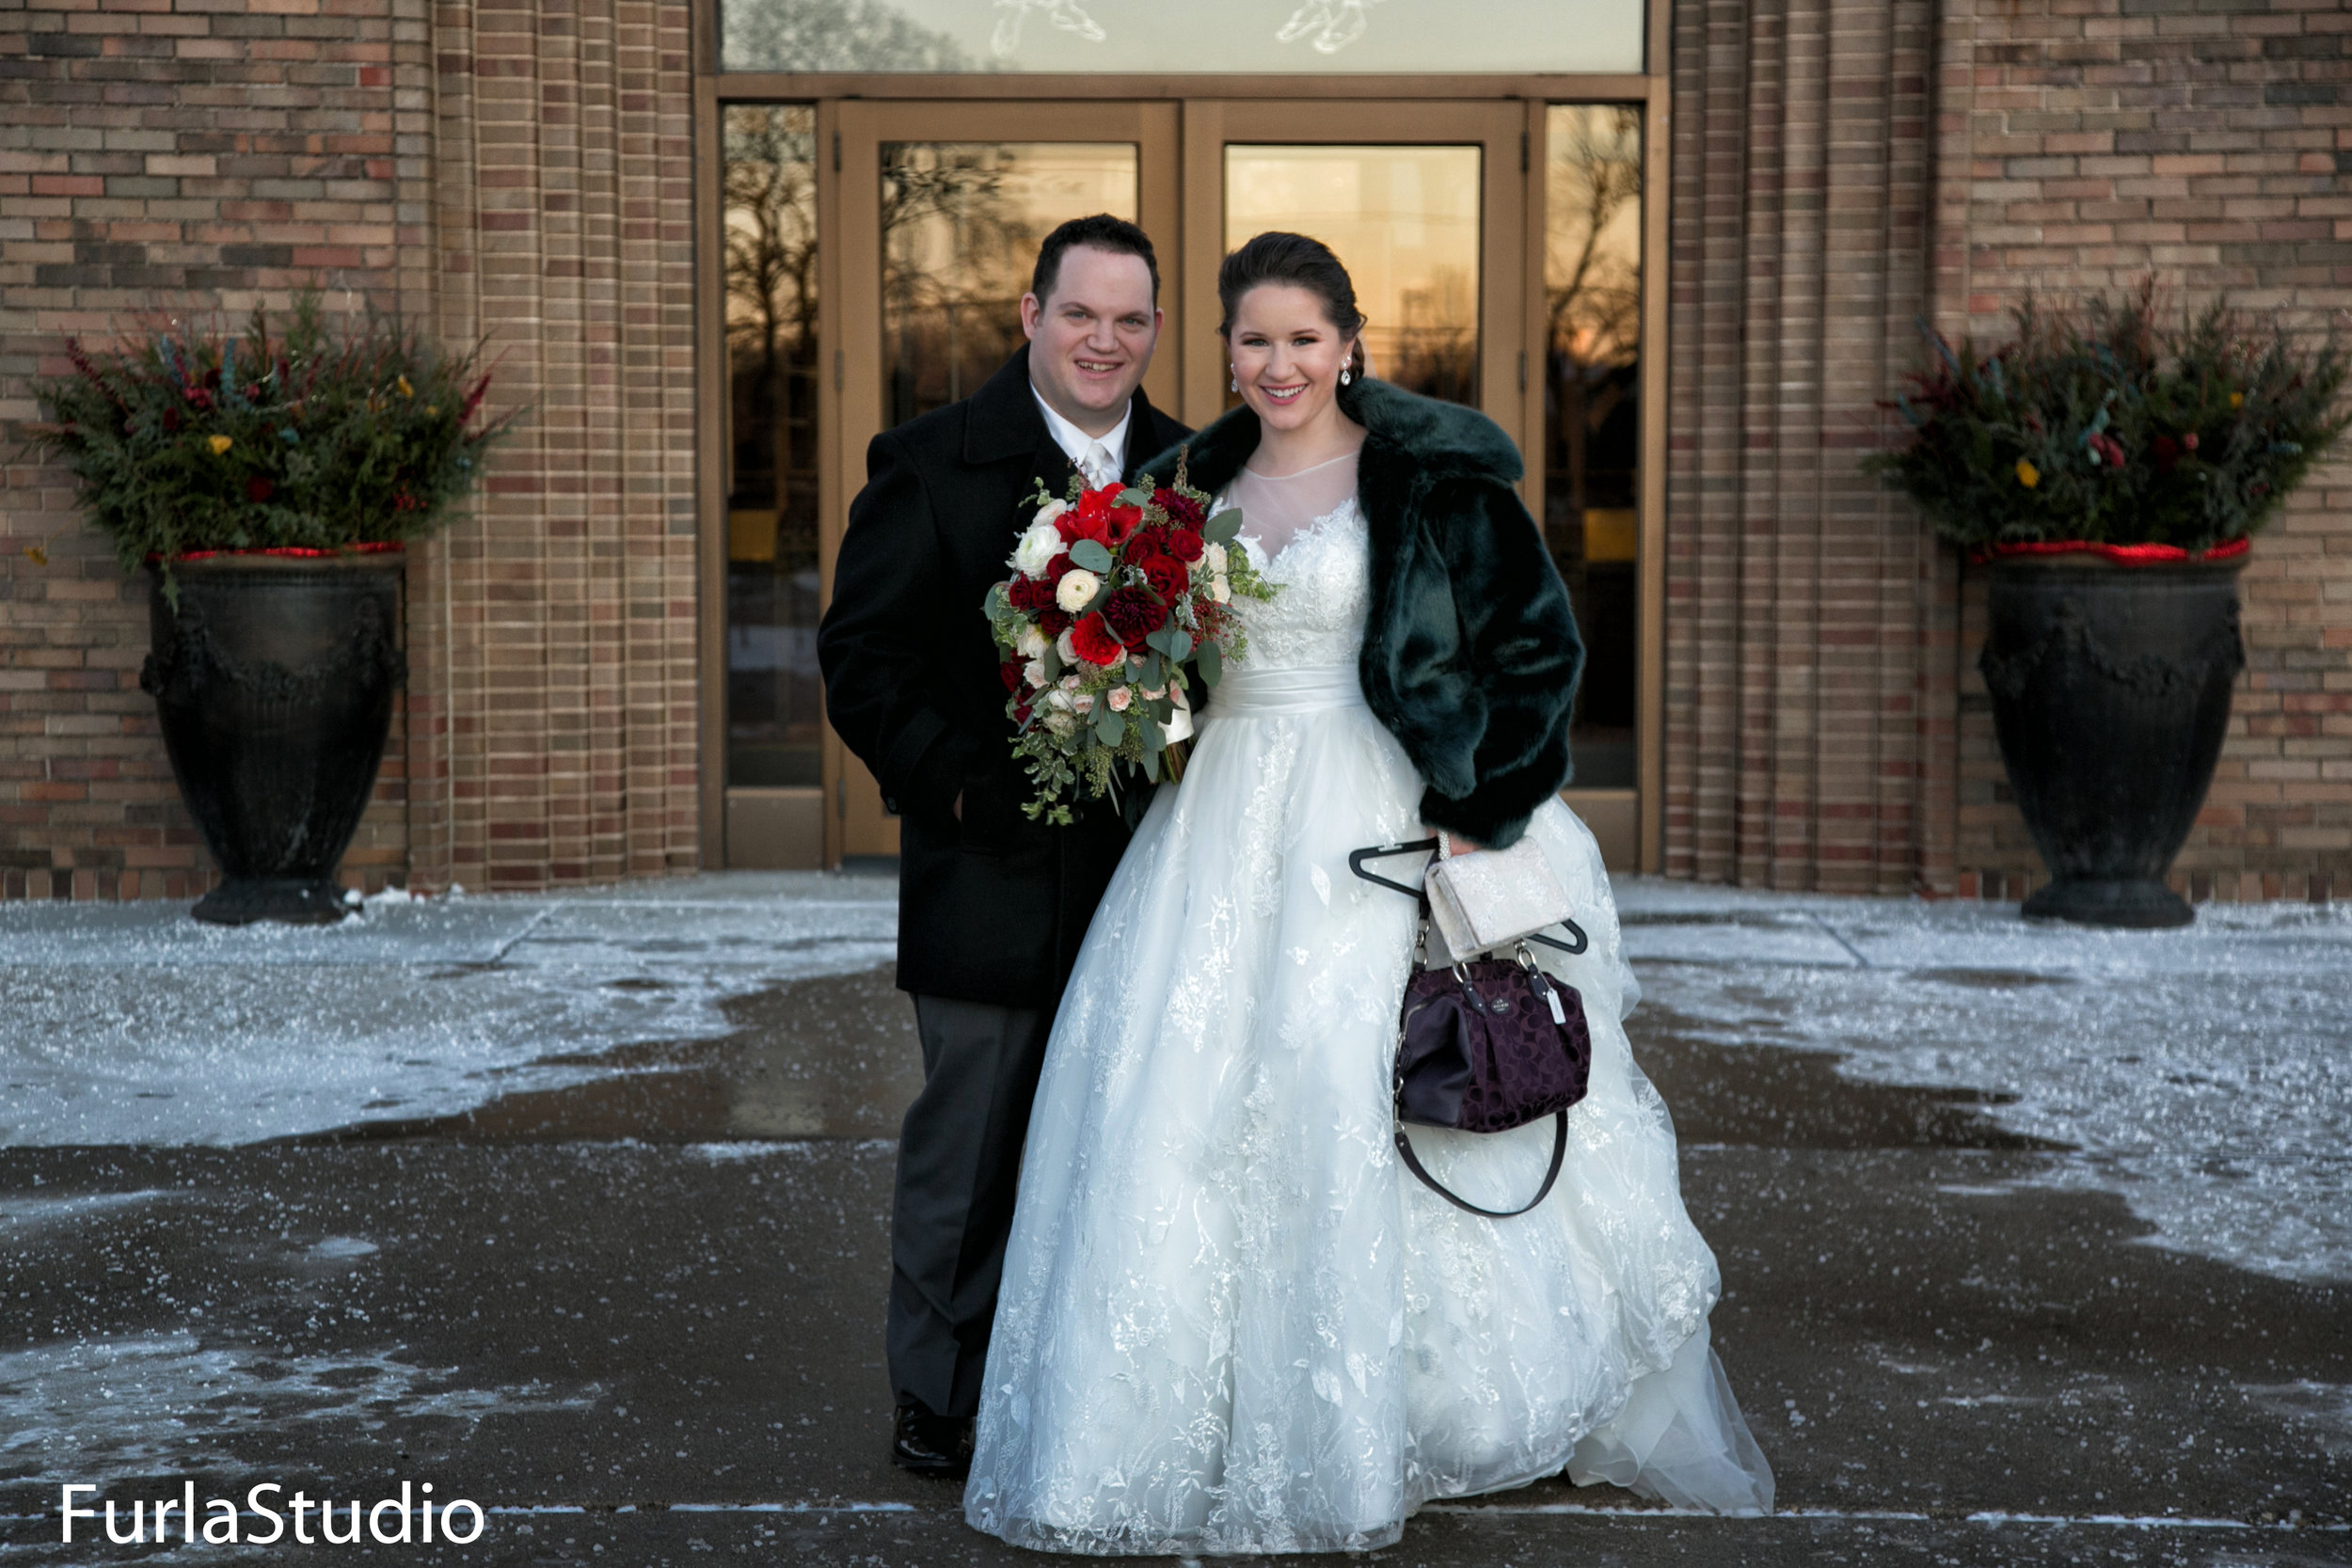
[1393,944,1594,1218]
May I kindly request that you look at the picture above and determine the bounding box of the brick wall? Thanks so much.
[1665,0,2352,902]
[0,0,700,899]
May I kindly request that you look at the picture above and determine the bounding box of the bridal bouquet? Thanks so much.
[985,453,1273,822]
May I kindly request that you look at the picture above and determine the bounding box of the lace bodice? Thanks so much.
[1215,492,1372,672]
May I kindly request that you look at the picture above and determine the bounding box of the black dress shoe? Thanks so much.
[891,1403,973,1479]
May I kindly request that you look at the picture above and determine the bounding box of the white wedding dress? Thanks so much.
[965,453,1773,1555]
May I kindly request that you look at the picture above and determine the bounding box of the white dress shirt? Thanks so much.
[1031,385,1131,490]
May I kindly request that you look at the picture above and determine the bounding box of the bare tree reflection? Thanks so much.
[723,107,824,787]
[1544,105,1643,785]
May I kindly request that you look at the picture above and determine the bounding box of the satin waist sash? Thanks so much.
[1206,662,1368,719]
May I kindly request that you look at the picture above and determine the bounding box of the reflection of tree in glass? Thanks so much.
[723,107,826,787]
[1387,262,1478,407]
[723,106,818,522]
[1547,105,1642,470]
[723,0,977,71]
[882,146,1043,427]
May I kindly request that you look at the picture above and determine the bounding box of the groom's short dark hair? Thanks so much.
[1032,214,1161,306]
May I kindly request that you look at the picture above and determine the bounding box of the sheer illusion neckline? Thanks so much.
[1224,447,1361,561]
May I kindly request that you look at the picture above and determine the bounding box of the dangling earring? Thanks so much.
[1340,366,1352,386]
[1229,368,1238,392]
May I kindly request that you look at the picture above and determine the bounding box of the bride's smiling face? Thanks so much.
[1227,284,1358,434]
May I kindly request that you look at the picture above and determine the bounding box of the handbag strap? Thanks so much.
[1392,1111,1568,1219]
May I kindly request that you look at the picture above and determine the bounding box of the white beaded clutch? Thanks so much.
[1422,832,1573,965]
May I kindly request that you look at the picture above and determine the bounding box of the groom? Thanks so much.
[818,215,1190,1477]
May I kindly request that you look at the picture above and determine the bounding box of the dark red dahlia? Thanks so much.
[1165,529,1205,563]
[1154,489,1206,529]
[1101,588,1168,650]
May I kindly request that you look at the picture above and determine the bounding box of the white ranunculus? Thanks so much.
[1010,520,1063,578]
[1057,629,1078,664]
[1022,657,1047,689]
[1211,575,1232,604]
[1204,541,1228,574]
[1044,688,1073,711]
[1056,569,1101,613]
[1015,625,1048,659]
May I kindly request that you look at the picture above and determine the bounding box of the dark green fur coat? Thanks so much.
[1141,377,1583,850]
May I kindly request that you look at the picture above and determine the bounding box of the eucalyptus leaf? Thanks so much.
[1164,629,1194,662]
[1141,745,1159,783]
[1197,638,1222,687]
[1203,508,1243,546]
[1068,538,1113,574]
[1117,486,1153,508]
[1095,705,1125,747]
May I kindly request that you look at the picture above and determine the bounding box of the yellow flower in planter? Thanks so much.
[397,375,414,398]
[2230,391,2244,409]
[2014,457,2040,488]
[209,435,233,455]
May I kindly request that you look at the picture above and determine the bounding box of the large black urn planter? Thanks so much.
[140,548,407,925]
[1978,551,2246,929]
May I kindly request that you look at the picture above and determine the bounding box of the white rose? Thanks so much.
[1204,541,1229,574]
[1107,686,1132,712]
[1058,673,1081,690]
[1211,575,1232,604]
[1057,629,1078,664]
[1044,709,1077,736]
[1010,520,1063,578]
[1022,657,1046,689]
[1056,569,1101,613]
[1033,498,1071,530]
[1015,625,1048,659]
[1073,690,1096,716]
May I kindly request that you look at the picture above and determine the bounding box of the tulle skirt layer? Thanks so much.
[965,697,1773,1555]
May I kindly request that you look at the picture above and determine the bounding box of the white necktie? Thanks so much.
[1082,441,1118,490]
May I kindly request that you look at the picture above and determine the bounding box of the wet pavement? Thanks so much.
[1,879,2347,1564]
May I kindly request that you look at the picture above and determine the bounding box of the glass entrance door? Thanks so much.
[714,95,1648,871]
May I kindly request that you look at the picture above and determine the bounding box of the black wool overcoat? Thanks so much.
[818,346,1191,1009]
[1140,375,1584,850]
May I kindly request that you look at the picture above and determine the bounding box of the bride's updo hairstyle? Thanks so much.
[1216,231,1367,377]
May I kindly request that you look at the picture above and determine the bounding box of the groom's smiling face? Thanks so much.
[1021,245,1162,439]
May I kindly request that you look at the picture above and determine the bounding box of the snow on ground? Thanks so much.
[0,874,895,1148]
[1615,878,2352,1287]
[4,869,2346,1289]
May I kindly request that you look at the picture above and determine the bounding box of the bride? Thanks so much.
[963,231,1773,1554]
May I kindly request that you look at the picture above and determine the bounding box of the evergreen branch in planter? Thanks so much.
[24,289,521,596]
[1864,283,2351,555]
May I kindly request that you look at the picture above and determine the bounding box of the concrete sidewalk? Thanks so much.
[1,876,2347,1564]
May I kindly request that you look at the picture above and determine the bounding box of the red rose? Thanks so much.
[1101,588,1168,650]
[1154,489,1206,529]
[1069,612,1126,667]
[1165,529,1205,562]
[1008,575,1055,612]
[1040,609,1073,639]
[1128,525,1170,559]
[1044,551,1075,584]
[999,658,1025,693]
[1137,553,1189,599]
